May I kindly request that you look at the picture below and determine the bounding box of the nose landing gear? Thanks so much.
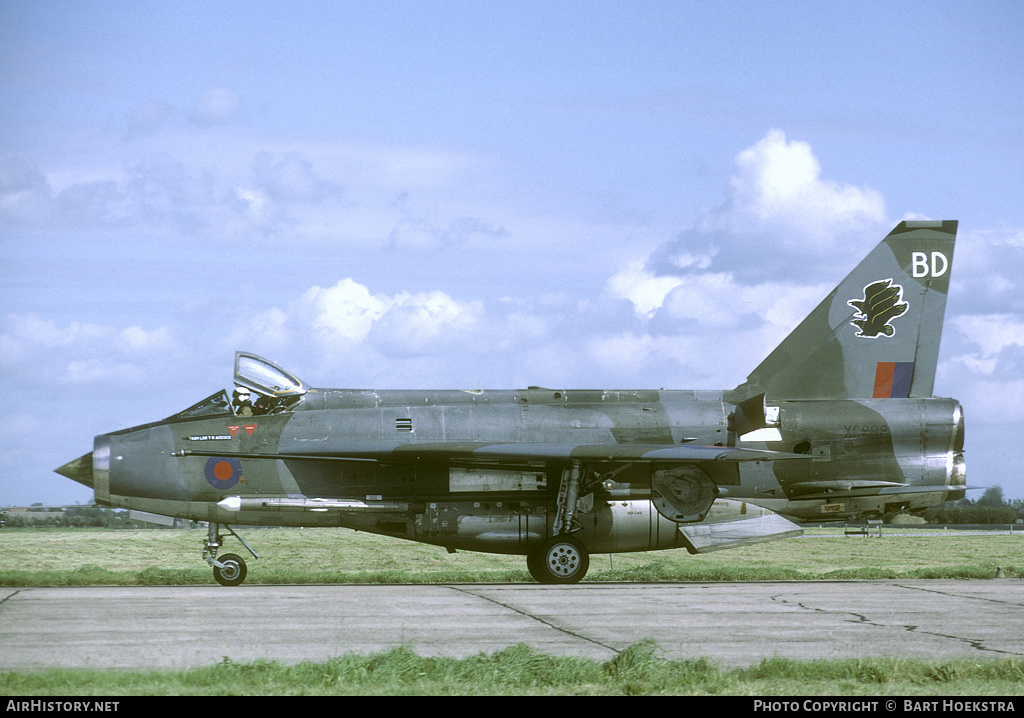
[203,522,259,586]
[213,553,247,586]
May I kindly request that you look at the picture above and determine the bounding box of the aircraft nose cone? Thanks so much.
[55,452,94,488]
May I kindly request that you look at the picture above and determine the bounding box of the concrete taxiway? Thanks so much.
[2,581,1022,671]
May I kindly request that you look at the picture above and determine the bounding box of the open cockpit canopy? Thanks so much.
[172,352,308,420]
[234,351,309,398]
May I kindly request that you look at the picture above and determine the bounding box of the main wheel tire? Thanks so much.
[527,535,589,584]
[213,553,247,586]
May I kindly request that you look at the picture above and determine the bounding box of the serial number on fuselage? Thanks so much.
[841,424,889,436]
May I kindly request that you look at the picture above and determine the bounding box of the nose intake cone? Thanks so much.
[55,452,94,488]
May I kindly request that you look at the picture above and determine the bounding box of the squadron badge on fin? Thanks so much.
[848,278,908,338]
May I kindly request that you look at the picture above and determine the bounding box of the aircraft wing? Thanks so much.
[177,440,813,463]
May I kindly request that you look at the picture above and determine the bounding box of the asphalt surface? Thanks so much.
[2,581,1023,671]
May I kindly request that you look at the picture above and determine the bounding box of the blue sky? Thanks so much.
[2,0,1023,506]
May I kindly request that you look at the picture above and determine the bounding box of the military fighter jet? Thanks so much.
[56,220,964,585]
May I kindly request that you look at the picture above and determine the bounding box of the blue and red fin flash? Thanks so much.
[873,361,914,398]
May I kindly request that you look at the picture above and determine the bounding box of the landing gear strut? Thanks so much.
[527,461,591,584]
[203,522,259,586]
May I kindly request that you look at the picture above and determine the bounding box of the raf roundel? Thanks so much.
[204,456,243,490]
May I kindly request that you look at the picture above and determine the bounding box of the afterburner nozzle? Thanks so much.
[55,452,94,488]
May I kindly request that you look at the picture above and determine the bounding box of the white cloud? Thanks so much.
[953,314,1024,358]
[195,130,902,392]
[228,307,290,352]
[633,130,890,290]
[298,279,388,342]
[227,279,485,367]
[0,314,179,387]
[116,325,175,354]
[950,314,1024,378]
[1,127,513,254]
[723,129,886,240]
[605,261,685,318]
[370,290,483,357]
[602,130,902,388]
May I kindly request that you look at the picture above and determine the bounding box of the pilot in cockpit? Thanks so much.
[232,387,254,416]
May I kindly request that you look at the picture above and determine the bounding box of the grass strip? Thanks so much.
[1,527,1021,586]
[3,641,1022,696]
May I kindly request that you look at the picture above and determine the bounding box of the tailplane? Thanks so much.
[730,220,958,401]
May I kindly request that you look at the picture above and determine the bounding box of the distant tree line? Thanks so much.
[921,487,1023,525]
[1,505,167,529]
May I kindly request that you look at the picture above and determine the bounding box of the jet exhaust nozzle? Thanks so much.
[55,452,95,488]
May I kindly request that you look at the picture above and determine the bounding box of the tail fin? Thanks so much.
[730,220,958,401]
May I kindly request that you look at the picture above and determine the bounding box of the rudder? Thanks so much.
[730,220,958,401]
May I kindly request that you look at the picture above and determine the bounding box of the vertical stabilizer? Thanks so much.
[730,220,957,401]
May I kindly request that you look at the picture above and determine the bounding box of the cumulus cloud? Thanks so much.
[605,262,686,319]
[950,314,1024,376]
[370,290,483,357]
[1,130,509,252]
[608,130,890,321]
[950,227,1024,316]
[721,129,886,240]
[600,131,1024,411]
[189,131,914,393]
[0,314,177,386]
[940,314,1024,423]
[1,147,345,241]
[298,279,388,343]
[227,278,485,370]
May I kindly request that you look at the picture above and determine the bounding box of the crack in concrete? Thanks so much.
[0,589,23,607]
[771,590,1024,660]
[892,581,1024,607]
[444,585,621,655]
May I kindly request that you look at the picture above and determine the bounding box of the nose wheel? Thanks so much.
[203,522,258,586]
[212,553,247,586]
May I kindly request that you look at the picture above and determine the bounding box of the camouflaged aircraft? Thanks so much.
[56,220,965,585]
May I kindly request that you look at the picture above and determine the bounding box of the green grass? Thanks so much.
[0,526,1020,586]
[3,641,1022,696]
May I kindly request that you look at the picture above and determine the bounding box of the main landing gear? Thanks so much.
[527,534,590,584]
[527,460,591,584]
[203,522,259,586]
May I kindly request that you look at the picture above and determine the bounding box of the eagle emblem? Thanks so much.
[848,279,908,338]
